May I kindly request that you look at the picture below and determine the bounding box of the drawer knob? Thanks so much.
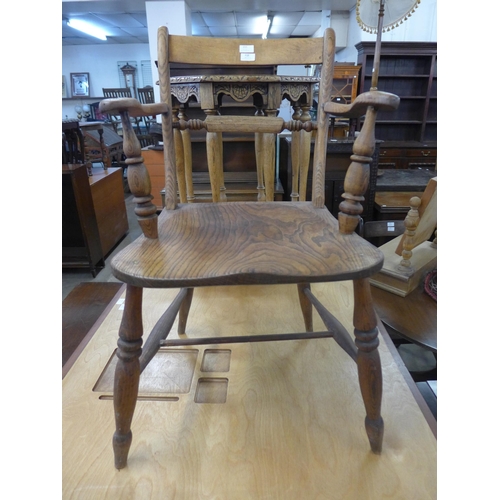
[421,150,431,157]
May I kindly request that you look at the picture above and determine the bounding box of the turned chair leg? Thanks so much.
[297,283,313,333]
[353,278,384,454]
[113,284,144,469]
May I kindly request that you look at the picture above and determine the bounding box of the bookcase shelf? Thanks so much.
[356,41,437,145]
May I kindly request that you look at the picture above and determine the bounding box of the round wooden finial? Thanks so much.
[409,196,421,210]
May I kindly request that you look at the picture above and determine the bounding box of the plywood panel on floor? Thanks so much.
[62,282,436,499]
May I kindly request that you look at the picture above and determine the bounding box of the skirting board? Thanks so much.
[62,283,436,499]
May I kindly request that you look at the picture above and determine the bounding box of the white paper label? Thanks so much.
[239,44,254,53]
[240,53,256,61]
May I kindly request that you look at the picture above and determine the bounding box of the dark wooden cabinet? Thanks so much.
[62,163,104,276]
[63,165,129,276]
[378,141,437,170]
[278,136,380,221]
[89,167,129,256]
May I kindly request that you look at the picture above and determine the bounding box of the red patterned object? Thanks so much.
[424,269,437,301]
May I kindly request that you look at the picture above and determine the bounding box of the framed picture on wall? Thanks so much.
[70,72,90,97]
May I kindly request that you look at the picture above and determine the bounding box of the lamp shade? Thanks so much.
[356,0,421,33]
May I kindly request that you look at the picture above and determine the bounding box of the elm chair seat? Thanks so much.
[111,201,384,287]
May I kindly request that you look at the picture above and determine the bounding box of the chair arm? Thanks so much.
[324,90,400,118]
[99,98,169,118]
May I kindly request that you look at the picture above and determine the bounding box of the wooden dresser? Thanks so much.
[378,141,437,170]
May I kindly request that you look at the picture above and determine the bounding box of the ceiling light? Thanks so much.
[67,19,107,40]
[262,16,273,39]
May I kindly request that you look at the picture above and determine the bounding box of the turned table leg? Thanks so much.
[113,285,144,469]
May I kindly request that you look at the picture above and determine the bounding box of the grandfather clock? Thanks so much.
[120,62,137,98]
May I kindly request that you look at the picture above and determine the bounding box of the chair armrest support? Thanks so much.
[99,98,169,118]
[324,90,400,118]
[99,98,161,239]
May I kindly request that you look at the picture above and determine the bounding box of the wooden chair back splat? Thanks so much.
[162,31,331,206]
[98,26,401,471]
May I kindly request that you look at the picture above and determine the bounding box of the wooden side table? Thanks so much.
[371,282,436,381]
[170,75,318,203]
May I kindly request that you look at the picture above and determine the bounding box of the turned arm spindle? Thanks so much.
[99,98,168,239]
[338,105,378,234]
[120,110,158,239]
[290,104,302,202]
[323,90,399,234]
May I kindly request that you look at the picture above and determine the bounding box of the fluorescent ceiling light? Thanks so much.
[67,19,107,40]
[262,16,273,39]
[257,15,273,39]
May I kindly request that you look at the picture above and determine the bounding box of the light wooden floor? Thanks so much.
[62,282,436,499]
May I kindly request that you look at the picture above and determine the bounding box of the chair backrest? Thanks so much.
[137,86,155,105]
[103,88,132,98]
[157,27,335,210]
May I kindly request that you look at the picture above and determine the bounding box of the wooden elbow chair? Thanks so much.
[99,26,399,470]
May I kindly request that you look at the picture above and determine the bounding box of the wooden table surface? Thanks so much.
[371,283,437,352]
[63,282,436,499]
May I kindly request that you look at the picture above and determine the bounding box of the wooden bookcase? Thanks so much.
[332,64,361,105]
[329,64,362,139]
[356,42,437,161]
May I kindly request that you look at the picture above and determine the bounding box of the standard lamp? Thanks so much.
[356,0,421,89]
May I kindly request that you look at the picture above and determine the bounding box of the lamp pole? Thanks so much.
[370,0,386,90]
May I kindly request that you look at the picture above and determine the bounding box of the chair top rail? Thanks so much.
[168,34,325,66]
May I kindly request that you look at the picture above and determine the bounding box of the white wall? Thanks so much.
[62,44,151,119]
[145,0,192,105]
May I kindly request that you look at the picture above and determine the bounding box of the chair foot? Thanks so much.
[365,416,384,454]
[113,430,132,469]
